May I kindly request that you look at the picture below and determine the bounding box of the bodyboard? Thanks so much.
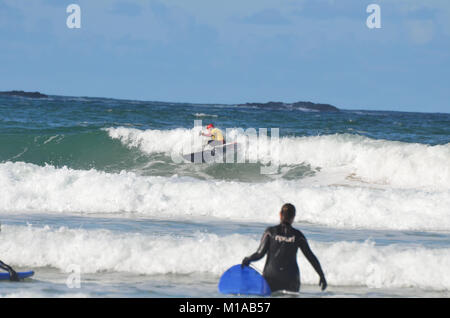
[218,265,271,296]
[182,142,238,163]
[0,271,34,280]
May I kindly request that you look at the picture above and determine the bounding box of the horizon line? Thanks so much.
[1,89,449,115]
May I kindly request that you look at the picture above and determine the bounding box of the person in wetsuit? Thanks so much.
[241,203,327,292]
[0,259,19,281]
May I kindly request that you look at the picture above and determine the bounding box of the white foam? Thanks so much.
[301,240,450,291]
[0,291,89,298]
[0,224,255,275]
[2,225,450,291]
[105,127,450,190]
[106,126,198,155]
[194,113,218,118]
[1,162,449,231]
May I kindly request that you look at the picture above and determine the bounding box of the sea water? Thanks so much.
[0,95,449,297]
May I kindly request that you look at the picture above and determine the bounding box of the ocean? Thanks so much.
[0,95,449,298]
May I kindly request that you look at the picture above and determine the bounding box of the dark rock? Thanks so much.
[0,90,48,98]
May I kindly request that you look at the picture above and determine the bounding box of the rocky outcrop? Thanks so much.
[0,90,48,98]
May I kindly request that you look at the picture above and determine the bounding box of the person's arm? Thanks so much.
[242,229,271,267]
[297,235,327,291]
[0,260,19,281]
[201,131,212,137]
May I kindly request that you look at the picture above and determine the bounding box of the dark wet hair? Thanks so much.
[280,203,296,224]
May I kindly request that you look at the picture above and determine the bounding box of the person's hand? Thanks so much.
[319,276,327,291]
[241,257,251,268]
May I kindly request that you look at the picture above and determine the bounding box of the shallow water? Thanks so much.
[2,214,450,297]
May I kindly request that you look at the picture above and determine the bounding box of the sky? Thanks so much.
[0,0,449,113]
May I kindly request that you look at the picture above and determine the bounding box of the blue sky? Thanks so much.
[0,0,449,112]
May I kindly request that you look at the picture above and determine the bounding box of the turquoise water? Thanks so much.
[0,95,449,297]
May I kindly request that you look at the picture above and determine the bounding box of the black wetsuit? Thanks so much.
[0,259,19,281]
[244,223,325,292]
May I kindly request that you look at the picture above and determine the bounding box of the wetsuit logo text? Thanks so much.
[274,235,295,243]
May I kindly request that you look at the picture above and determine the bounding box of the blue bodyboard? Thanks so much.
[0,271,34,281]
[218,265,271,296]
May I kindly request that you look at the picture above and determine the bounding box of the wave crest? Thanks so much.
[106,127,450,189]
